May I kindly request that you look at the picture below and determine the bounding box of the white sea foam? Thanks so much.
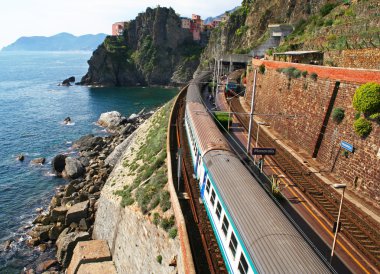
[44,171,56,177]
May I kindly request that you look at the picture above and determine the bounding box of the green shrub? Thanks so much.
[353,118,372,137]
[160,191,171,212]
[310,72,318,80]
[302,70,308,77]
[279,67,302,79]
[258,64,266,74]
[332,108,345,123]
[156,255,162,264]
[353,82,380,114]
[160,215,175,231]
[369,113,380,122]
[320,3,338,17]
[354,112,361,120]
[153,212,160,226]
[168,228,178,239]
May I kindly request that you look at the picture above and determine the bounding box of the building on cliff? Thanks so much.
[112,22,125,36]
[273,50,324,64]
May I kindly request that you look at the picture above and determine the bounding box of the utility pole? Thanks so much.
[246,69,257,154]
[212,58,216,98]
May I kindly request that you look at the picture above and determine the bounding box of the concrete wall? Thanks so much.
[93,115,183,274]
[246,59,380,204]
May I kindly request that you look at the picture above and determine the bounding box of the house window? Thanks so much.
[215,202,222,220]
[210,190,216,206]
[229,232,238,258]
[238,254,249,274]
[206,179,210,194]
[222,216,229,236]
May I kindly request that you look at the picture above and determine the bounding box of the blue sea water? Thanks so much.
[0,51,178,272]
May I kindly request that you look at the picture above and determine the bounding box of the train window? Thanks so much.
[222,216,229,236]
[206,179,210,194]
[215,202,222,220]
[229,233,238,258]
[238,254,249,274]
[210,190,216,206]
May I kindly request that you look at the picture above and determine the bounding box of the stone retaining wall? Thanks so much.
[247,60,380,205]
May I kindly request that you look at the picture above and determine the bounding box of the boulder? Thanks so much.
[51,206,68,222]
[34,225,53,241]
[64,183,77,197]
[98,111,122,128]
[31,157,46,165]
[36,259,58,273]
[65,200,89,226]
[17,154,25,161]
[52,154,67,175]
[62,76,75,86]
[127,113,139,123]
[64,117,71,124]
[3,239,12,250]
[63,157,85,179]
[49,223,64,241]
[73,135,104,151]
[56,230,90,267]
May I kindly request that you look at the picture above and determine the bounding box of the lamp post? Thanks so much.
[330,183,347,264]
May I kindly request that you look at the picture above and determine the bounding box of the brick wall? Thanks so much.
[246,60,380,204]
[324,48,380,70]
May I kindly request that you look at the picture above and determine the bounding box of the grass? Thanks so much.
[114,101,176,235]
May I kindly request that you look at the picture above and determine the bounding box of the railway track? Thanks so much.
[230,97,380,270]
[170,90,227,274]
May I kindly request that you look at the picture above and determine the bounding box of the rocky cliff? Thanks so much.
[80,7,203,86]
[197,0,379,71]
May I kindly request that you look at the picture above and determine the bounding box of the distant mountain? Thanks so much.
[203,7,239,25]
[2,33,107,51]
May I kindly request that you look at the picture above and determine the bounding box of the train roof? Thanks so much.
[203,150,331,273]
[186,102,231,156]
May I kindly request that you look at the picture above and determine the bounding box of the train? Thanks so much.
[183,73,333,274]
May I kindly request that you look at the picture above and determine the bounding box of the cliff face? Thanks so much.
[197,0,331,71]
[198,0,379,71]
[81,7,203,86]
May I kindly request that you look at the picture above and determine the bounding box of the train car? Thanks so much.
[184,74,333,274]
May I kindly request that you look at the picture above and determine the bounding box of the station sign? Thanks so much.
[340,141,354,153]
[252,147,276,155]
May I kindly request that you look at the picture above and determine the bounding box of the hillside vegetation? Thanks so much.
[198,0,379,71]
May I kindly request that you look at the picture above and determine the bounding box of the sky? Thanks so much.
[0,0,242,49]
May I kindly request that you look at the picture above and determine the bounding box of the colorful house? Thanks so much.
[112,22,125,36]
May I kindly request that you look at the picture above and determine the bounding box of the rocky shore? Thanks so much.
[20,109,153,273]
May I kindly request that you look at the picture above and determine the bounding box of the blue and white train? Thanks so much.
[183,74,333,274]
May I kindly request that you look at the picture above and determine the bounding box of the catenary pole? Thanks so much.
[246,69,257,153]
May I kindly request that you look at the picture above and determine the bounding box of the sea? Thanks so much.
[0,51,178,272]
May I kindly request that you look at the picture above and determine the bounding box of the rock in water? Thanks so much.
[63,157,85,179]
[62,76,75,86]
[17,154,25,161]
[52,154,67,175]
[31,157,46,165]
[98,111,122,128]
[64,117,71,124]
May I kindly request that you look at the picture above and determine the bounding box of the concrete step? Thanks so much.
[67,240,113,274]
[77,261,117,274]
